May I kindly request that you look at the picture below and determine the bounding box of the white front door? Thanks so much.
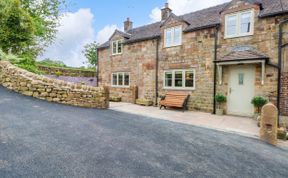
[227,65,255,117]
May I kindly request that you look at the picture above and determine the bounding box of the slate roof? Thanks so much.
[217,46,269,62]
[98,0,288,49]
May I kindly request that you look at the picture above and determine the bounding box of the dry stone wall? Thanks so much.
[0,61,109,108]
[37,65,96,77]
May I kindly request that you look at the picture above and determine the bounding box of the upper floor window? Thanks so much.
[164,69,195,90]
[112,72,130,87]
[225,10,254,38]
[112,40,123,55]
[164,26,182,47]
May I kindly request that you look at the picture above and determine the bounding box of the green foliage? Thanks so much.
[215,94,227,104]
[251,96,268,113]
[55,70,62,77]
[0,0,66,57]
[37,58,67,68]
[0,49,41,74]
[82,41,98,66]
[14,56,42,74]
[0,0,35,56]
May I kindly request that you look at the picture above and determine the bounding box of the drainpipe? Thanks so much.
[277,19,288,126]
[155,38,160,105]
[96,49,99,87]
[213,25,220,114]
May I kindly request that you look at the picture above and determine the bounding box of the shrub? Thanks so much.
[215,94,227,109]
[55,71,62,77]
[0,50,41,74]
[251,96,268,113]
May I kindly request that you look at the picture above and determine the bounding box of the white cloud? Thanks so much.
[40,8,95,67]
[96,25,119,44]
[150,0,231,22]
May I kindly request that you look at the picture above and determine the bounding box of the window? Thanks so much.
[164,69,195,90]
[111,72,130,87]
[225,10,253,38]
[164,26,182,47]
[112,40,123,55]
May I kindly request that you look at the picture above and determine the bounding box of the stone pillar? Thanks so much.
[259,103,278,145]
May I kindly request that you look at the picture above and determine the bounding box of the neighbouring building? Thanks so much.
[97,0,288,117]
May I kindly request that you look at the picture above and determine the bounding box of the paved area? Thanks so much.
[0,86,288,177]
[110,102,260,137]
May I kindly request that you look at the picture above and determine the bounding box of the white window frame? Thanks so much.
[225,10,254,39]
[111,72,130,88]
[112,40,123,55]
[163,69,196,90]
[164,25,182,48]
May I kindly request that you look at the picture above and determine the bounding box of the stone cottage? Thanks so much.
[97,0,288,117]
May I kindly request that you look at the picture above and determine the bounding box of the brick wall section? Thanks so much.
[98,35,157,103]
[280,72,288,116]
[37,65,96,77]
[0,61,109,108]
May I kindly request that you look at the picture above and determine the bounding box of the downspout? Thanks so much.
[155,38,160,105]
[96,49,99,87]
[213,25,220,114]
[277,19,288,126]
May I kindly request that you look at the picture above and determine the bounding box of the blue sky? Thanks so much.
[69,0,166,33]
[41,0,230,67]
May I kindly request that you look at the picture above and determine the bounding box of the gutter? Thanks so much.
[213,25,220,114]
[155,37,160,106]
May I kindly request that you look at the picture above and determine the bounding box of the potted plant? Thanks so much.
[215,94,227,115]
[251,96,268,118]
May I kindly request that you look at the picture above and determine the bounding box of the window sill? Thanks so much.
[111,85,130,88]
[163,87,195,91]
[111,53,123,56]
[224,33,253,39]
[164,44,182,49]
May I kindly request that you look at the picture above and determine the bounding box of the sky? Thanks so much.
[40,0,230,67]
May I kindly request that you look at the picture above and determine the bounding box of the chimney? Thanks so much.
[124,17,133,32]
[161,3,172,21]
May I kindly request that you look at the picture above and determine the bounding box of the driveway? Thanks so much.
[0,86,288,178]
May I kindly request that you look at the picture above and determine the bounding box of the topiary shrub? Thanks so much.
[251,96,268,113]
[215,94,227,109]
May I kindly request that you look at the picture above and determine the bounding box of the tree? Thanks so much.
[82,42,98,67]
[0,0,35,55]
[20,0,66,53]
[0,0,66,57]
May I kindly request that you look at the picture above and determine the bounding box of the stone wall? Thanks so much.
[110,86,138,103]
[281,72,288,116]
[98,36,157,103]
[38,65,96,77]
[0,61,109,108]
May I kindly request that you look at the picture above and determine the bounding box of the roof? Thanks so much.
[217,46,269,62]
[98,0,288,49]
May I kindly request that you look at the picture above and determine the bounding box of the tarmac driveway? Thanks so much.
[0,86,288,178]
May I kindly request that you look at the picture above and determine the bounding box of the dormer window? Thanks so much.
[225,10,254,38]
[112,40,123,55]
[164,26,182,48]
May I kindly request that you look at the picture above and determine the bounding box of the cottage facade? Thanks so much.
[98,0,288,117]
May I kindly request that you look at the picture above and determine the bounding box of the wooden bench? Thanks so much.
[159,92,190,111]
